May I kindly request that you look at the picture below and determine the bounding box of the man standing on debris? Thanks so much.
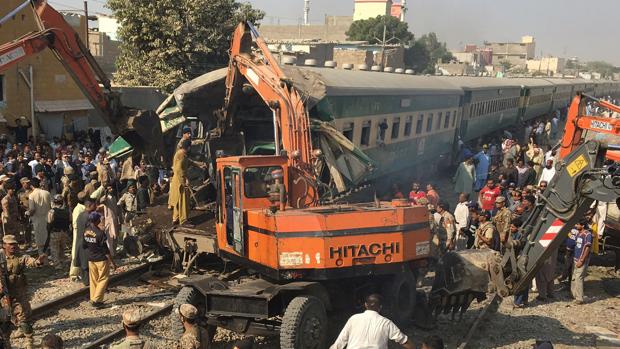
[178,303,210,349]
[169,140,206,227]
[84,212,116,308]
[27,179,51,255]
[1,234,46,349]
[330,294,415,349]
[111,309,150,349]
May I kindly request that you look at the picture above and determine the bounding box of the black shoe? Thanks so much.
[91,301,108,309]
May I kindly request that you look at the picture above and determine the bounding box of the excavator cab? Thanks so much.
[215,155,288,258]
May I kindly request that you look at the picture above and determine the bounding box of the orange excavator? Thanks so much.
[0,0,160,153]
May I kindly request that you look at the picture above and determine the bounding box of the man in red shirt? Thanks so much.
[479,179,501,211]
[426,184,440,207]
[408,182,426,204]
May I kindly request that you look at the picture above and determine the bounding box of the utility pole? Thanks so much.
[19,66,36,144]
[380,23,387,69]
[83,1,89,47]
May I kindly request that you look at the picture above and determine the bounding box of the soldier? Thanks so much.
[61,172,80,213]
[1,184,20,238]
[48,195,70,269]
[492,196,512,252]
[474,211,497,250]
[110,309,150,349]
[97,157,114,189]
[40,334,63,349]
[0,243,12,349]
[1,235,46,349]
[436,202,456,251]
[82,172,100,199]
[178,304,209,349]
[17,178,32,243]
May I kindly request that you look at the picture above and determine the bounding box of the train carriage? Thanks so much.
[511,78,555,122]
[439,77,522,142]
[283,66,464,179]
[545,78,574,111]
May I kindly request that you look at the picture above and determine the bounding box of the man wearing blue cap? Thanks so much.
[83,211,117,308]
[177,126,193,150]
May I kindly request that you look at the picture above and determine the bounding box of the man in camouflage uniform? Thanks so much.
[436,202,457,251]
[1,184,20,238]
[475,211,497,250]
[1,235,46,349]
[492,196,512,252]
[0,242,12,349]
[17,178,32,243]
[111,309,149,349]
[178,304,209,349]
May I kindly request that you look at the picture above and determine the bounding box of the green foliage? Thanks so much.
[346,15,413,44]
[107,0,264,93]
[585,61,619,78]
[404,33,452,74]
[499,60,513,71]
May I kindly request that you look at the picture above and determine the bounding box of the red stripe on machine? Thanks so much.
[539,219,564,248]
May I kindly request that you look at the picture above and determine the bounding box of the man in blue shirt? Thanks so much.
[571,218,592,304]
[473,145,490,192]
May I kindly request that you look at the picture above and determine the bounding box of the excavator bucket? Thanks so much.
[120,109,163,156]
[429,249,497,320]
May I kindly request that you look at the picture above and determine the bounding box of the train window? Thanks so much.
[452,110,457,127]
[426,114,433,132]
[244,166,282,198]
[391,117,400,139]
[404,116,413,137]
[342,122,354,142]
[443,112,450,129]
[416,115,424,134]
[437,113,442,130]
[361,121,371,146]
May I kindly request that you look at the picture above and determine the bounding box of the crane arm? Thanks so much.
[0,0,162,155]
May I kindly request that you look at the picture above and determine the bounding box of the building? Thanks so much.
[89,31,120,77]
[437,62,474,76]
[259,16,353,42]
[526,56,565,76]
[484,36,536,69]
[353,0,406,21]
[267,40,336,66]
[0,0,94,138]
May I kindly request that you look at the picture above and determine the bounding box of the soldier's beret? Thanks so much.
[2,235,18,244]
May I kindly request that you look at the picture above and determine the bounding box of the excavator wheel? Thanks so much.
[381,269,417,326]
[280,296,327,349]
[171,286,215,341]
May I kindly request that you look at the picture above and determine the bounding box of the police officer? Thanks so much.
[492,196,512,251]
[1,235,46,349]
[178,304,209,349]
[110,309,150,349]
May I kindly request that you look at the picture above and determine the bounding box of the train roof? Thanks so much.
[503,78,555,87]
[435,76,522,90]
[543,78,575,86]
[282,66,463,106]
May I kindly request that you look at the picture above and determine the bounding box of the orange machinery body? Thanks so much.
[214,156,431,280]
[560,94,620,161]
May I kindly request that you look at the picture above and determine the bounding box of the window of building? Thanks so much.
[452,110,457,127]
[361,121,371,146]
[404,116,413,137]
[342,122,354,142]
[444,111,450,128]
[437,112,442,130]
[416,115,424,134]
[426,114,433,132]
[391,117,400,140]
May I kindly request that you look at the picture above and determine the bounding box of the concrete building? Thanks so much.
[437,62,474,76]
[526,56,565,76]
[88,31,120,77]
[259,16,352,42]
[267,40,335,66]
[484,36,536,69]
[0,0,94,138]
[353,0,406,21]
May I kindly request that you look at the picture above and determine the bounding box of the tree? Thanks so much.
[585,61,619,78]
[404,32,452,74]
[346,15,413,44]
[499,60,513,72]
[107,0,264,92]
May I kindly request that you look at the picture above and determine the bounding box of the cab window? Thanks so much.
[244,166,282,198]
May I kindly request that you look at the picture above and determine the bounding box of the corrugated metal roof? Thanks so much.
[436,76,522,89]
[34,99,93,112]
[283,66,464,98]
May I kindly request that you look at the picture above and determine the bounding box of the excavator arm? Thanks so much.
[0,0,161,155]
[431,140,620,316]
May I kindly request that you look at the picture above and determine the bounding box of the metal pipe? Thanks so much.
[273,109,281,155]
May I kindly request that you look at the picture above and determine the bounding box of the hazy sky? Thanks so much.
[50,0,620,65]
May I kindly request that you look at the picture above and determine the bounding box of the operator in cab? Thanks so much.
[330,294,415,349]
